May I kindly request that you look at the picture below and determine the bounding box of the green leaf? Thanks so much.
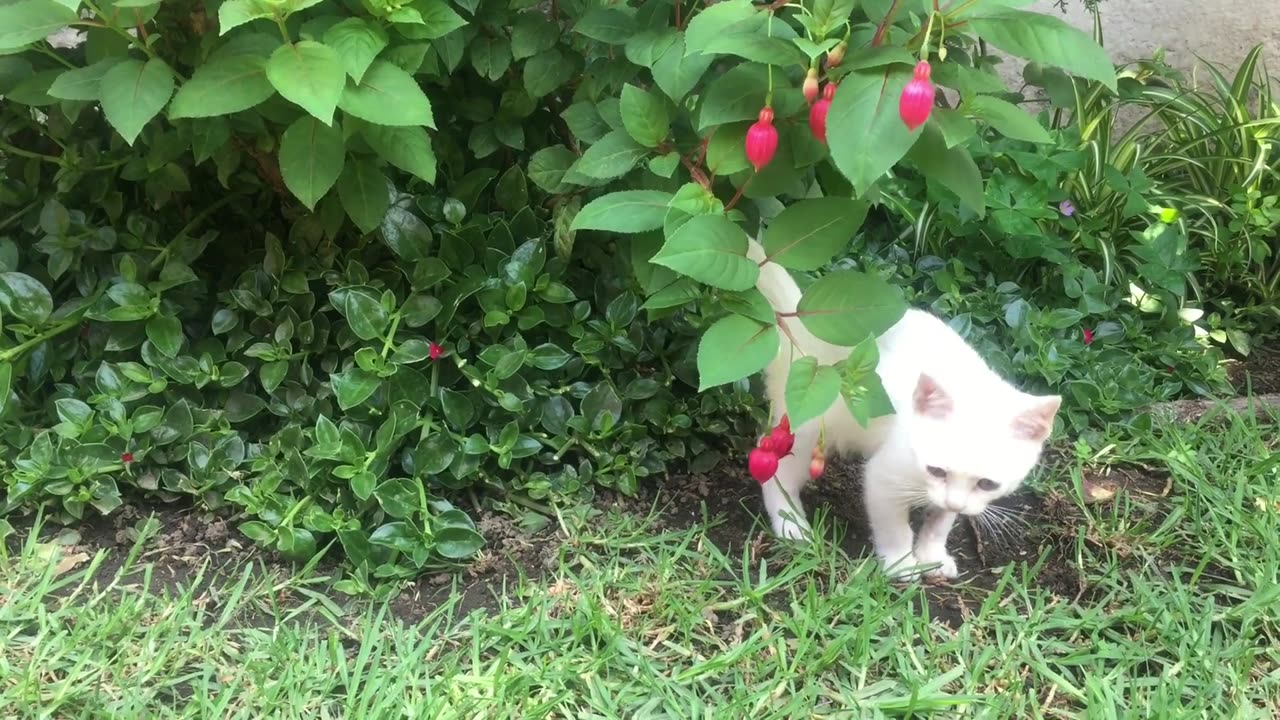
[527,145,576,192]
[651,32,713,102]
[329,286,389,340]
[361,124,436,183]
[436,526,485,559]
[784,357,842,427]
[570,131,646,181]
[582,382,622,432]
[0,272,53,326]
[651,214,758,291]
[697,62,784,132]
[523,48,575,98]
[339,60,435,127]
[100,58,175,145]
[683,0,755,52]
[440,388,475,430]
[511,13,559,60]
[571,191,673,233]
[907,123,985,216]
[337,159,391,234]
[827,65,918,195]
[279,116,346,210]
[217,0,272,34]
[324,18,388,83]
[0,0,79,51]
[930,108,978,148]
[494,166,528,214]
[964,95,1053,144]
[47,58,122,101]
[169,54,274,119]
[761,197,868,270]
[145,314,183,358]
[470,36,512,82]
[696,314,778,391]
[267,41,346,125]
[969,9,1116,90]
[0,362,11,417]
[400,0,466,40]
[619,83,670,148]
[573,7,634,44]
[795,269,906,346]
[332,368,381,409]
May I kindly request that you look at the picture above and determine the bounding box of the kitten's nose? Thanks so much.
[945,500,965,513]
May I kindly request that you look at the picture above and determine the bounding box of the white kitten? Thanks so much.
[747,239,1061,580]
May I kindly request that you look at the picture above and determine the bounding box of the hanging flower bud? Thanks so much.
[769,414,795,456]
[899,61,935,131]
[809,446,826,480]
[808,83,836,143]
[825,42,846,69]
[802,68,820,105]
[745,107,778,171]
[748,447,779,484]
[758,433,778,454]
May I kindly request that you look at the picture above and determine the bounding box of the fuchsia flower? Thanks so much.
[745,107,779,171]
[747,417,796,484]
[1082,328,1095,345]
[429,342,444,360]
[809,83,836,144]
[899,61,935,131]
[748,448,778,484]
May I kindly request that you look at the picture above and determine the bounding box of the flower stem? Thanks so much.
[871,0,902,47]
[0,318,81,364]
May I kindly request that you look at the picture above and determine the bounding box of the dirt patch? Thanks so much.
[1227,346,1280,395]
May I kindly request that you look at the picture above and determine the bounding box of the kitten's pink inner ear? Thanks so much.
[913,374,953,418]
[1013,395,1062,441]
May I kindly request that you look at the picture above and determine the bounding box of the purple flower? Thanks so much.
[1059,200,1076,217]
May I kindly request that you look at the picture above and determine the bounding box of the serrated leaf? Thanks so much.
[827,65,918,195]
[170,54,274,118]
[965,95,1052,144]
[338,159,391,234]
[696,314,778,391]
[47,58,123,101]
[279,116,346,210]
[761,197,868,270]
[570,131,646,181]
[571,191,673,233]
[619,83,669,148]
[339,60,435,127]
[969,9,1116,90]
[324,18,388,83]
[651,214,757,291]
[527,145,576,192]
[795,269,906,346]
[100,58,175,145]
[267,41,345,124]
[361,124,437,183]
[907,123,985,216]
[0,0,79,51]
[785,357,841,426]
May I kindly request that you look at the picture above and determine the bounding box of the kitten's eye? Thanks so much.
[977,478,999,492]
[925,466,947,479]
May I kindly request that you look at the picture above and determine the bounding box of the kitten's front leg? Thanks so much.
[915,508,959,580]
[760,424,818,540]
[863,453,920,579]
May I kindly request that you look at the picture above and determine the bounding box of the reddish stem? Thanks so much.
[871,0,902,47]
[724,175,753,213]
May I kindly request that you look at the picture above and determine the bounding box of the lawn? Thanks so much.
[4,407,1278,718]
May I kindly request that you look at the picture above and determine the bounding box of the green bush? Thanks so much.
[0,0,1261,583]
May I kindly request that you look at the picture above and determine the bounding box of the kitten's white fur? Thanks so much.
[748,239,1061,580]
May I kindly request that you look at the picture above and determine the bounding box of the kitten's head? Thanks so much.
[908,373,1060,516]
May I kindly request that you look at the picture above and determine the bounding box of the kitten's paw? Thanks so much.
[880,552,924,582]
[915,548,959,580]
[772,516,811,541]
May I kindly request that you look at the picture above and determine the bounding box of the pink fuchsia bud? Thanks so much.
[777,413,790,434]
[745,107,779,171]
[825,42,846,69]
[802,68,820,105]
[808,449,825,480]
[770,425,795,457]
[748,447,779,484]
[429,342,444,360]
[1082,327,1094,345]
[808,84,836,143]
[899,61,935,131]
[758,434,778,454]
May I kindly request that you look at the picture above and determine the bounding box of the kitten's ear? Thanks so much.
[913,374,953,419]
[1012,395,1061,442]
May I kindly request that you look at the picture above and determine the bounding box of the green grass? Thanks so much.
[3,411,1280,718]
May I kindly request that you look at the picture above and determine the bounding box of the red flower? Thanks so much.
[809,83,835,143]
[1082,328,1094,345]
[121,452,134,464]
[429,342,444,360]
[899,61,935,130]
[748,447,778,484]
[745,107,778,171]
[802,68,820,105]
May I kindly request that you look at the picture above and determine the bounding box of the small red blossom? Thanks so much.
[121,452,134,464]
[802,68,820,105]
[1082,327,1094,345]
[899,61,936,131]
[748,447,779,484]
[745,107,779,171]
[808,83,836,143]
[429,342,444,361]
